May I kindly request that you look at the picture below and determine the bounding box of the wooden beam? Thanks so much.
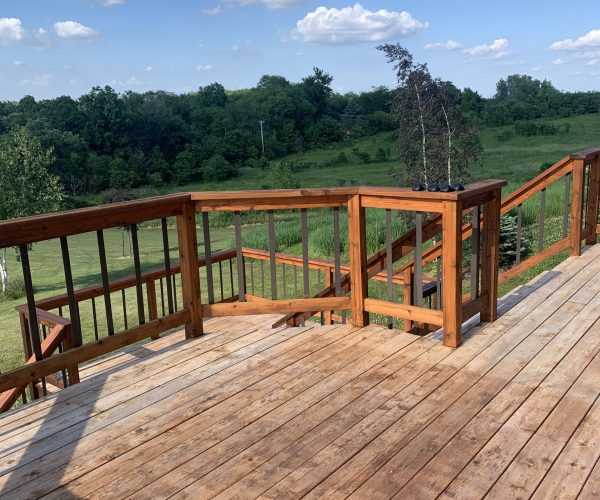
[480,188,501,323]
[585,155,600,245]
[570,158,585,256]
[202,297,351,317]
[363,298,443,326]
[0,310,188,394]
[177,201,203,338]
[348,194,369,327]
[441,200,463,348]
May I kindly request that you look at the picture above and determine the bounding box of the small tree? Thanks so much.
[377,44,480,187]
[0,127,64,291]
[272,160,300,189]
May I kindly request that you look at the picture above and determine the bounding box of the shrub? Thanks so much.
[2,278,27,300]
[499,214,532,268]
[375,147,388,162]
[204,154,236,182]
[351,148,370,163]
[335,151,348,164]
[272,160,300,189]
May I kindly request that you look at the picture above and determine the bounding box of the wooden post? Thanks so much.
[147,280,159,340]
[61,323,80,385]
[441,200,463,348]
[402,267,413,333]
[177,200,203,338]
[480,188,501,323]
[18,311,38,400]
[570,158,585,256]
[585,155,600,245]
[348,194,369,327]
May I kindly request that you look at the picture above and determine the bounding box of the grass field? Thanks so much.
[1,112,599,380]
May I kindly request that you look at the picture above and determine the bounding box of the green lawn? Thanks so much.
[2,112,599,379]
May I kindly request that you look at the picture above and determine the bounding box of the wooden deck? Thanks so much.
[2,247,600,499]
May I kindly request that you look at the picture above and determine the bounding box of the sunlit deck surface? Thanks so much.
[2,247,600,499]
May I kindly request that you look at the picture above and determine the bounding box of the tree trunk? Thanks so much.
[1,248,7,293]
[441,104,453,184]
[414,83,428,186]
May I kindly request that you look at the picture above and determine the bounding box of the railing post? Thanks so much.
[147,280,159,340]
[348,194,369,327]
[570,158,585,256]
[441,200,463,348]
[61,322,80,385]
[585,155,600,245]
[177,199,203,338]
[480,188,502,323]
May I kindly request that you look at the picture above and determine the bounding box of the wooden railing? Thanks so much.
[1,147,599,412]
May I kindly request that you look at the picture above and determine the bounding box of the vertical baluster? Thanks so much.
[282,264,286,299]
[385,209,394,329]
[60,237,83,347]
[201,212,215,304]
[58,306,63,316]
[293,266,298,297]
[301,209,309,326]
[233,211,245,302]
[129,224,145,325]
[413,213,423,308]
[121,289,128,329]
[219,261,224,301]
[261,260,265,297]
[471,205,480,301]
[41,324,47,340]
[563,172,571,239]
[161,218,174,314]
[91,297,99,341]
[267,210,277,300]
[333,207,345,324]
[436,257,442,310]
[516,204,523,264]
[250,260,255,296]
[159,278,165,316]
[172,274,178,311]
[19,246,41,364]
[96,230,115,336]
[539,188,546,251]
[229,259,235,297]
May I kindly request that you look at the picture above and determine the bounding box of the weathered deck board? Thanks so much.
[1,246,600,499]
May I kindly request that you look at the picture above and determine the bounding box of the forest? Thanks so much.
[0,69,599,197]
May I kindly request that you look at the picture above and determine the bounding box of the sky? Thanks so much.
[1,0,600,101]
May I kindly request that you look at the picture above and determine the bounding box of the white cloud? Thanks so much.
[99,0,126,5]
[111,76,140,87]
[424,40,463,50]
[145,65,153,71]
[549,29,600,50]
[196,64,213,71]
[463,38,510,60]
[202,6,223,15]
[553,57,571,65]
[13,60,23,66]
[294,3,427,45]
[0,18,25,42]
[226,0,307,9]
[20,73,54,86]
[54,21,98,39]
[529,66,542,73]
[588,59,600,66]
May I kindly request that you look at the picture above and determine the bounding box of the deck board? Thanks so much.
[1,246,600,499]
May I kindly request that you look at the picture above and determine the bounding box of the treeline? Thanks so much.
[0,68,394,195]
[0,71,598,196]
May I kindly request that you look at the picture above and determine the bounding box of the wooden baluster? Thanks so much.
[539,188,546,251]
[159,278,165,316]
[403,267,413,333]
[91,297,99,341]
[97,230,115,336]
[516,204,523,264]
[570,158,585,256]
[301,208,309,326]
[121,289,128,329]
[333,206,345,324]
[348,195,368,327]
[219,261,225,301]
[563,173,571,239]
[471,205,480,300]
[60,237,83,347]
[441,200,464,347]
[324,268,333,325]
[268,210,277,300]
[249,260,255,296]
[177,201,203,338]
[585,155,600,245]
[62,322,80,385]
[147,280,159,339]
[480,188,502,324]
[18,310,38,400]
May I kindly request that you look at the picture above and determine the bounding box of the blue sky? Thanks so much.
[1,0,600,101]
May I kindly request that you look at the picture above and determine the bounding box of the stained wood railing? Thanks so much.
[1,147,599,412]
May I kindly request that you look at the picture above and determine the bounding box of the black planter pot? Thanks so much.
[411,182,425,192]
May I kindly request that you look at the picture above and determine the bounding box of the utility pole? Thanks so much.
[258,120,265,156]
